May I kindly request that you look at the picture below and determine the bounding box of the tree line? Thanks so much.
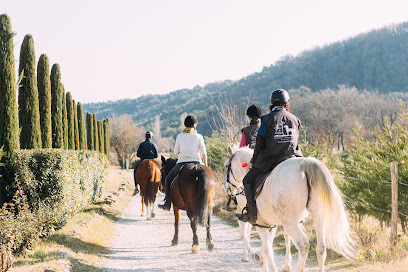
[0,13,110,159]
[83,21,408,141]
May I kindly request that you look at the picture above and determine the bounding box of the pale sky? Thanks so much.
[3,0,408,103]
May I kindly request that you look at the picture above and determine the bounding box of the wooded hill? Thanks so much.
[84,21,408,138]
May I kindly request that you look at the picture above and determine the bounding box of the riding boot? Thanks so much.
[243,183,257,220]
[158,176,172,211]
[133,163,140,195]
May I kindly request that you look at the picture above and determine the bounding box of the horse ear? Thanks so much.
[227,145,233,155]
[161,155,166,164]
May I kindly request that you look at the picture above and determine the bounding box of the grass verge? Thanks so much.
[8,166,135,272]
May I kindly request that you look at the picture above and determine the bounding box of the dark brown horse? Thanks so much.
[161,156,215,253]
[134,159,161,220]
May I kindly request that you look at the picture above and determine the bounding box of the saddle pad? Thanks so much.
[254,171,272,200]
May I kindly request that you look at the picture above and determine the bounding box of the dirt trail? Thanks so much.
[105,173,323,272]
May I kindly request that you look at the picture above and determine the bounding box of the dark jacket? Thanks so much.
[251,108,302,171]
[137,139,159,160]
[241,119,261,149]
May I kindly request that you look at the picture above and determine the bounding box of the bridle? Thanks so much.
[225,152,245,197]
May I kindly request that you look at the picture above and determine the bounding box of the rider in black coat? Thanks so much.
[134,131,159,195]
[236,89,303,224]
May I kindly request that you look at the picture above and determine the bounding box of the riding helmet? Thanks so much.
[246,104,262,118]
[184,115,198,128]
[145,131,153,138]
[271,89,290,104]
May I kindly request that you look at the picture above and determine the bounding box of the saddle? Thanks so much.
[254,155,295,199]
[169,161,200,188]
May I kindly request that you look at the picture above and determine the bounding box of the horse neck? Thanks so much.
[230,148,253,182]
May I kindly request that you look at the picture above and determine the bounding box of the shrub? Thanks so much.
[11,149,108,230]
[205,131,233,172]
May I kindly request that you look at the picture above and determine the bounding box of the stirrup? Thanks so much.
[235,207,256,224]
[158,200,171,211]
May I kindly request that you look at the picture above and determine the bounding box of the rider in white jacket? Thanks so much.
[158,115,207,211]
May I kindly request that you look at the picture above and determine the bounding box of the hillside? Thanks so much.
[84,22,408,138]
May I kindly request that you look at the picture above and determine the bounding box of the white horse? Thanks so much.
[224,146,293,270]
[224,145,355,272]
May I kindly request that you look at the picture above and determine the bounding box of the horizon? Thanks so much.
[3,1,408,103]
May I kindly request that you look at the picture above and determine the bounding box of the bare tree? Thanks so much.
[152,115,161,139]
[207,93,253,144]
[109,114,144,167]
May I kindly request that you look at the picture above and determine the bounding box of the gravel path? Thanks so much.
[105,173,320,272]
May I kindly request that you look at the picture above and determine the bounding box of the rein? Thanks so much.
[226,153,244,194]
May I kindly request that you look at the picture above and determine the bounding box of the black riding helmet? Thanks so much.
[145,131,153,138]
[246,104,262,119]
[271,89,290,104]
[184,115,198,128]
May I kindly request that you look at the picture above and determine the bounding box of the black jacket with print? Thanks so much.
[251,108,302,171]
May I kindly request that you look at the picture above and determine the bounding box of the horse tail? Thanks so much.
[301,157,356,259]
[144,161,156,206]
[194,166,210,227]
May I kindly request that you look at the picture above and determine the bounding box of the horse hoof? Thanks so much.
[207,242,214,251]
[192,245,200,254]
[206,239,214,251]
[252,253,261,264]
[284,266,292,272]
[151,213,155,218]
[147,217,151,221]
[241,256,249,262]
[171,240,178,246]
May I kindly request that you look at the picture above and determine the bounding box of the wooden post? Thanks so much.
[390,162,398,251]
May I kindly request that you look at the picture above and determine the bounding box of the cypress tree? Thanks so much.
[93,114,99,152]
[61,84,68,149]
[98,120,105,154]
[65,92,75,149]
[103,119,110,159]
[0,14,19,153]
[50,64,63,148]
[37,54,52,148]
[77,102,87,149]
[73,100,79,150]
[86,112,94,150]
[18,34,41,149]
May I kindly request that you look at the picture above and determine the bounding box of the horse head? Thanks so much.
[223,145,253,210]
[160,155,177,192]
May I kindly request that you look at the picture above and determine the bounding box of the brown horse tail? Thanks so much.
[194,166,210,227]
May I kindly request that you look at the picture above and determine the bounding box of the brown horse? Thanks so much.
[161,156,215,254]
[134,159,161,220]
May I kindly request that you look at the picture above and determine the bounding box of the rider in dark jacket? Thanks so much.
[240,104,262,149]
[134,131,159,195]
[236,89,303,224]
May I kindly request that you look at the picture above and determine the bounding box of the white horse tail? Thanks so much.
[301,157,356,259]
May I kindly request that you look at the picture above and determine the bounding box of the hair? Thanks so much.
[269,101,290,111]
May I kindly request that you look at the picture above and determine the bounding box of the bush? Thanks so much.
[11,149,108,231]
[205,131,232,172]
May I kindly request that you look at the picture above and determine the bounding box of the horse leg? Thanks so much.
[206,212,214,251]
[191,218,200,254]
[283,223,309,272]
[309,212,326,272]
[283,230,292,272]
[239,221,253,262]
[191,220,200,253]
[140,196,145,217]
[256,226,277,272]
[151,201,155,218]
[171,208,180,246]
[146,202,151,220]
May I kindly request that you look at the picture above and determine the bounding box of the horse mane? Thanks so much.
[228,144,253,157]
